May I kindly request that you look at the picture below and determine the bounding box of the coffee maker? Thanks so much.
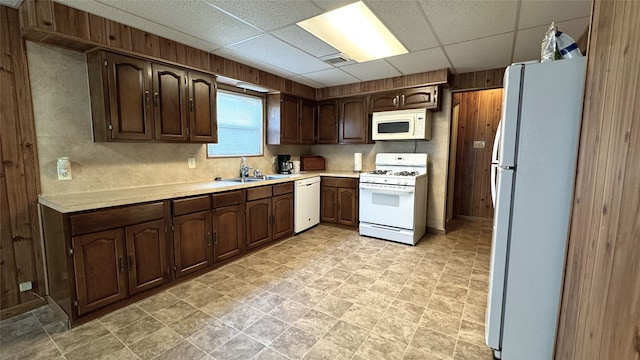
[276,154,294,174]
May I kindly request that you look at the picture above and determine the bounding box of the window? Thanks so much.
[207,90,264,157]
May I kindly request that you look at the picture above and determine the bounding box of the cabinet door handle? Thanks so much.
[144,91,150,105]
[118,257,124,273]
[153,92,159,107]
[392,96,398,106]
[207,232,212,247]
[189,99,194,112]
[214,231,219,244]
[128,254,134,270]
[400,95,405,105]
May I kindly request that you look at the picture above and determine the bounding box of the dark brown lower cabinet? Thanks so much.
[213,204,244,262]
[245,198,272,250]
[125,219,169,295]
[321,177,358,228]
[273,193,293,240]
[173,210,213,277]
[72,228,127,315]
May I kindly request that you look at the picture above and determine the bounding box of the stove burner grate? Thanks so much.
[368,170,393,175]
[394,171,419,176]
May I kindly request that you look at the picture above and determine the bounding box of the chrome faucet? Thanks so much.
[240,157,252,179]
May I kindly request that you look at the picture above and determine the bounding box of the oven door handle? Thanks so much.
[359,183,415,194]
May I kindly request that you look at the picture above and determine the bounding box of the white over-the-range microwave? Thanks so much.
[371,108,432,141]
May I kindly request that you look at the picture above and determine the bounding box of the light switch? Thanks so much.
[188,158,196,168]
[473,141,486,149]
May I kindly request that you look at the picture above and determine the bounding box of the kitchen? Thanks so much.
[2,0,640,360]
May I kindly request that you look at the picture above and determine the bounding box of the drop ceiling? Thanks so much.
[51,0,591,88]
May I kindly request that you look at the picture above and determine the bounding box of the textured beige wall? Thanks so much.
[312,90,452,231]
[27,42,309,195]
[27,41,451,230]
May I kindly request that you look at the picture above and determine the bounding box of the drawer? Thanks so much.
[212,190,244,208]
[321,177,358,188]
[273,182,293,196]
[70,202,164,236]
[172,196,210,216]
[246,186,272,201]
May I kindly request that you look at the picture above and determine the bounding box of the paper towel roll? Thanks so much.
[354,153,362,172]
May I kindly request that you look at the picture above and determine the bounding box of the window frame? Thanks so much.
[207,85,266,159]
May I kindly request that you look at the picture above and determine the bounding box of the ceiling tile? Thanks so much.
[213,47,296,79]
[513,17,590,63]
[271,25,339,58]
[301,68,360,87]
[366,0,439,51]
[445,33,514,73]
[95,0,261,47]
[311,0,355,11]
[386,47,451,75]
[340,59,402,81]
[224,34,333,74]
[518,0,592,29]
[287,75,327,89]
[205,0,322,31]
[59,0,219,51]
[418,0,518,45]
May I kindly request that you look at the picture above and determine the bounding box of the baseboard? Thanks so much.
[453,215,493,223]
[0,297,47,321]
[46,295,70,328]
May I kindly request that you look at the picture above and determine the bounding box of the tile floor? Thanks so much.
[0,220,494,360]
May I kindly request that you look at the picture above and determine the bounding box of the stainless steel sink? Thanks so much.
[224,177,265,183]
[263,174,293,180]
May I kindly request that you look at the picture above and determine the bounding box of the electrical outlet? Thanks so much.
[188,158,196,169]
[473,141,486,149]
[19,281,32,292]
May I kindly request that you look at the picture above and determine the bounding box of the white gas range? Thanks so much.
[359,153,429,245]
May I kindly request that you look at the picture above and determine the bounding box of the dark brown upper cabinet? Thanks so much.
[88,50,216,143]
[339,96,370,144]
[267,93,315,145]
[370,85,440,112]
[316,99,339,144]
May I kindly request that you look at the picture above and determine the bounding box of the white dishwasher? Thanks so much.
[294,177,320,233]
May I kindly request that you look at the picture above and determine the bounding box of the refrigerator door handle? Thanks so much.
[491,164,497,207]
[491,120,503,208]
[492,119,502,164]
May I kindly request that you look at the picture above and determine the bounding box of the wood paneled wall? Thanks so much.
[17,0,316,99]
[452,89,502,219]
[0,6,46,318]
[556,0,640,359]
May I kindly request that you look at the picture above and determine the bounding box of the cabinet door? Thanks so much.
[152,64,188,141]
[72,229,127,315]
[105,52,153,141]
[316,100,338,144]
[188,72,217,143]
[280,94,300,144]
[245,199,272,250]
[213,204,244,263]
[125,219,169,295]
[173,211,213,277]
[338,187,358,227]
[370,93,399,112]
[401,86,438,110]
[321,186,338,223]
[272,193,293,241]
[299,99,315,144]
[339,97,369,144]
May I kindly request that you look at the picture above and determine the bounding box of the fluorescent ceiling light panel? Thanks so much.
[297,1,408,63]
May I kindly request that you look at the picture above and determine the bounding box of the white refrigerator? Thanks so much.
[485,57,587,359]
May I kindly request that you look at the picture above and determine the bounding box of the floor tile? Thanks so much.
[210,333,264,360]
[151,300,198,325]
[307,277,343,293]
[293,309,338,338]
[200,295,243,319]
[168,280,209,299]
[302,338,354,360]
[373,315,417,345]
[341,304,383,330]
[369,279,403,297]
[188,320,238,354]
[313,295,353,318]
[291,287,327,307]
[51,320,110,354]
[2,337,61,360]
[356,290,394,313]
[331,283,366,303]
[112,315,165,345]
[254,347,290,360]
[169,310,216,337]
[387,299,426,324]
[462,303,486,325]
[269,326,318,359]
[322,320,369,353]
[137,291,181,313]
[184,287,226,308]
[427,295,465,318]
[433,283,469,302]
[453,340,494,360]
[356,332,407,360]
[99,305,147,332]
[410,326,457,360]
[246,291,287,312]
[153,339,207,360]
[243,315,290,344]
[396,284,433,307]
[63,333,124,360]
[420,309,462,337]
[220,305,265,331]
[458,319,485,346]
[269,299,310,323]
[128,327,183,360]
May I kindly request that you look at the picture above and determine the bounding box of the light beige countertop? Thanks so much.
[39,171,361,213]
